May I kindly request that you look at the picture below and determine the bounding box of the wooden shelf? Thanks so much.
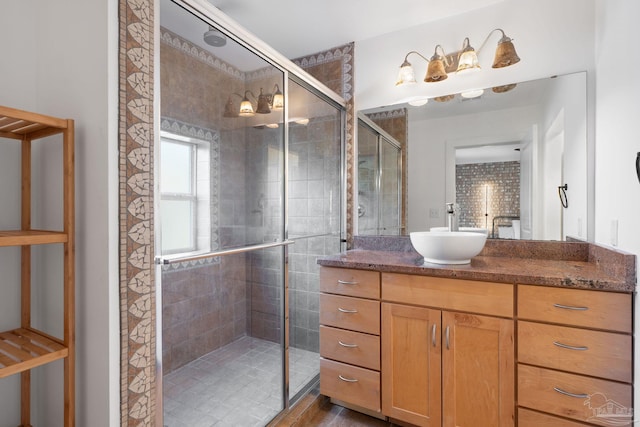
[0,328,68,379]
[0,105,68,140]
[0,230,68,247]
[0,105,75,425]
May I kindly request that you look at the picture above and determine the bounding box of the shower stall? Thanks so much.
[156,1,345,425]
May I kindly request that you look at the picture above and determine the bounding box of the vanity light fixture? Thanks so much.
[425,45,449,82]
[395,28,520,87]
[223,84,284,118]
[434,94,455,102]
[223,96,239,118]
[239,91,256,117]
[270,84,284,110]
[492,83,517,93]
[395,51,423,85]
[460,89,485,99]
[456,38,481,74]
[407,97,429,107]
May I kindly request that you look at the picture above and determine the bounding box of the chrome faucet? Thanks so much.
[446,203,459,232]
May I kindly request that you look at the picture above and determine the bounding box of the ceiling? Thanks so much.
[207,0,506,60]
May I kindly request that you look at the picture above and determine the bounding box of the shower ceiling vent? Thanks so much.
[204,26,226,47]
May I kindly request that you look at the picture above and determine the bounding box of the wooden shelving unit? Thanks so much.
[0,106,75,427]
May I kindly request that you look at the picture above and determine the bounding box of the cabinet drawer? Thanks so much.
[382,273,513,318]
[518,321,631,382]
[320,267,380,299]
[320,325,380,370]
[320,358,381,413]
[517,285,631,333]
[518,364,632,425]
[320,294,380,335]
[518,408,592,427]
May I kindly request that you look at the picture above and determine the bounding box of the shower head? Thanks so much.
[204,26,226,47]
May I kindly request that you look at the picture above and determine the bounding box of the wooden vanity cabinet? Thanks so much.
[516,285,633,426]
[382,273,515,427]
[319,267,382,413]
[318,266,634,427]
[382,303,442,426]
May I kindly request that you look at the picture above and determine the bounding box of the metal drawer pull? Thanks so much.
[337,279,358,285]
[338,341,358,348]
[553,341,589,351]
[445,326,450,350]
[553,303,588,311]
[553,387,589,399]
[338,307,358,313]
[431,324,437,347]
[338,375,358,383]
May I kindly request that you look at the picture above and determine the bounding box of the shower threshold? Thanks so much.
[163,336,319,427]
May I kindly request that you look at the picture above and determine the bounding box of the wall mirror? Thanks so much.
[360,71,588,241]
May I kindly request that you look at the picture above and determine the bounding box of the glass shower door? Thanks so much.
[357,116,402,235]
[286,77,344,402]
[158,0,289,425]
[357,121,380,235]
[380,137,402,235]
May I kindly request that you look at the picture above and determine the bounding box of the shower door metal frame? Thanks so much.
[154,0,347,424]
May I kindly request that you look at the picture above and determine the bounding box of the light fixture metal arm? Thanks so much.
[477,28,508,54]
[431,44,450,66]
[403,50,430,65]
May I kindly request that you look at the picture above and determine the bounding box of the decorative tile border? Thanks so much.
[160,28,280,83]
[119,0,156,425]
[366,108,406,120]
[161,28,244,80]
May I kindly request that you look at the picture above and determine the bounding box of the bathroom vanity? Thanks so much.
[317,236,635,427]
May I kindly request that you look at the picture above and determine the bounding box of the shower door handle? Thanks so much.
[156,239,295,265]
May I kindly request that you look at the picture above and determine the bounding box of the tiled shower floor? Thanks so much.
[163,336,319,427]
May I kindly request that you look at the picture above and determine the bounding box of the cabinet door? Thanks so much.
[382,303,441,427]
[442,311,514,427]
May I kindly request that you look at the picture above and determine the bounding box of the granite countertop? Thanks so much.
[317,236,636,292]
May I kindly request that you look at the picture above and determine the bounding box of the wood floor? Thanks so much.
[306,403,400,426]
[270,388,402,427]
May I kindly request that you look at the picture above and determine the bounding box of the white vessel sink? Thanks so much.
[429,226,489,236]
[410,231,487,265]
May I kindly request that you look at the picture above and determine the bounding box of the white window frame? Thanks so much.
[160,131,211,257]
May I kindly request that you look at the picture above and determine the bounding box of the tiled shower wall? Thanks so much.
[243,114,343,353]
[288,115,342,352]
[456,161,520,230]
[244,127,285,344]
[161,255,248,373]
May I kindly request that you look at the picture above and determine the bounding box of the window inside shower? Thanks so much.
[157,1,345,426]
